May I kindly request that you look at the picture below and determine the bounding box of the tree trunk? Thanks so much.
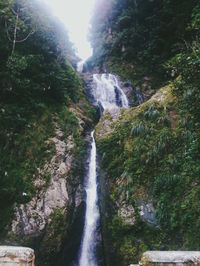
[12,13,18,55]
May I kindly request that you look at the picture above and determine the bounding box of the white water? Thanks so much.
[78,74,129,266]
[77,60,85,73]
[79,131,99,266]
[92,74,129,111]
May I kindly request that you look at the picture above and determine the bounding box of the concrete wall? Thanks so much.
[0,246,35,266]
[140,251,200,266]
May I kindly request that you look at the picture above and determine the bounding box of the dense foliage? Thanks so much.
[94,1,200,265]
[0,0,96,235]
[89,0,198,88]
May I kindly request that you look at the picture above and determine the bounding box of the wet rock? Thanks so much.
[82,73,132,110]
[137,199,158,226]
[116,76,133,106]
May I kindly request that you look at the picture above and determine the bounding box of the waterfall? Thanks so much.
[77,60,85,73]
[92,74,129,111]
[78,131,99,266]
[78,73,129,266]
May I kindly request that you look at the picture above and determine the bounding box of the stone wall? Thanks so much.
[140,251,200,266]
[0,246,35,265]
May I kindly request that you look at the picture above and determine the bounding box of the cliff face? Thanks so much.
[89,1,200,265]
[6,102,95,266]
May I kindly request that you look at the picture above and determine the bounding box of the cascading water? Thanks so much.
[77,60,85,73]
[135,86,144,104]
[78,73,129,266]
[92,74,129,111]
[78,131,99,266]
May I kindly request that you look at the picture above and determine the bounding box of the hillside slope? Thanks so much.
[0,0,98,265]
[89,1,200,265]
[89,0,198,97]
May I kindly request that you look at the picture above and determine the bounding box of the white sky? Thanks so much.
[43,0,95,60]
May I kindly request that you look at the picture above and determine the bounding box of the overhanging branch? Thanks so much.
[16,30,35,43]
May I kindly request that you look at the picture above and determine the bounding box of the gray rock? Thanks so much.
[118,202,135,225]
[137,199,158,226]
[11,128,75,236]
[0,246,35,265]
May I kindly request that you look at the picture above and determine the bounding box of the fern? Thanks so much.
[131,122,146,136]
[144,104,160,120]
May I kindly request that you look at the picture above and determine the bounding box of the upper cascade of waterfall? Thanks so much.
[77,60,85,73]
[92,73,129,112]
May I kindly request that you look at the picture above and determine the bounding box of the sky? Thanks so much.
[43,0,95,61]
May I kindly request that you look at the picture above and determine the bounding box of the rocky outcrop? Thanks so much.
[11,127,75,237]
[137,200,158,226]
[95,110,121,139]
[118,202,135,225]
[117,200,158,227]
[0,246,35,266]
[7,120,90,266]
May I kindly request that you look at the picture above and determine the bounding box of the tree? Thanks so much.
[4,0,35,55]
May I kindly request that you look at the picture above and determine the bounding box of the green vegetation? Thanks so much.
[93,1,200,265]
[1,0,200,265]
[89,0,197,89]
[0,0,97,237]
[97,78,200,264]
[39,208,72,263]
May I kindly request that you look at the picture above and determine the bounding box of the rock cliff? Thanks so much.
[4,102,96,266]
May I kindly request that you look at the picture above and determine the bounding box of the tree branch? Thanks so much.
[16,30,35,43]
[11,8,17,16]
[5,21,12,42]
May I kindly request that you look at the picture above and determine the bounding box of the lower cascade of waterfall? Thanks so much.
[78,73,129,266]
[78,131,99,266]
